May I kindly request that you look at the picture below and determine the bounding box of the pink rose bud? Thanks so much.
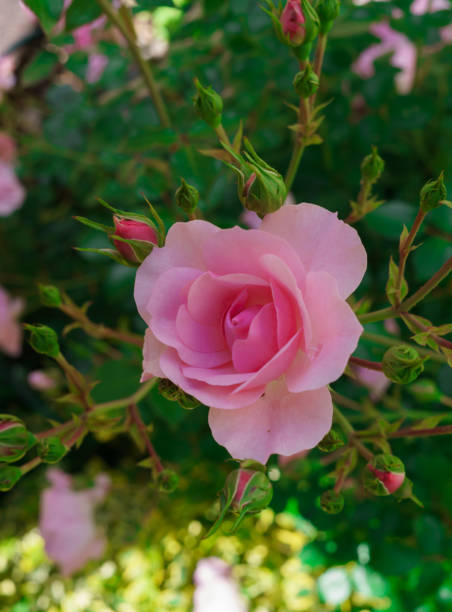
[364,454,405,495]
[0,286,24,357]
[28,370,57,391]
[0,162,26,216]
[113,215,158,264]
[281,0,306,45]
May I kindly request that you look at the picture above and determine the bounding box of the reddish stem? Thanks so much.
[129,404,164,473]
[349,356,383,372]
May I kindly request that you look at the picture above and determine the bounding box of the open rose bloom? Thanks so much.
[135,204,366,463]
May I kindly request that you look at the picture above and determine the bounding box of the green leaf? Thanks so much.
[22,0,64,34]
[386,256,408,306]
[74,216,114,234]
[65,0,102,31]
[22,50,59,86]
[75,247,134,266]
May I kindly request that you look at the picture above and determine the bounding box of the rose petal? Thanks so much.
[232,303,278,372]
[260,203,367,298]
[208,380,333,463]
[134,220,218,322]
[160,348,265,409]
[271,281,297,349]
[286,271,363,392]
[140,328,165,381]
[176,304,226,353]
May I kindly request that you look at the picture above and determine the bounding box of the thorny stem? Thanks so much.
[361,331,447,364]
[129,403,164,473]
[310,32,327,108]
[400,254,452,312]
[389,424,452,438]
[95,0,171,127]
[94,378,157,412]
[348,356,383,371]
[333,405,374,461]
[396,210,426,306]
[401,312,452,351]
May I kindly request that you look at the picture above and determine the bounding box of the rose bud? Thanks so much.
[382,345,425,385]
[206,468,273,537]
[227,138,287,216]
[317,0,340,34]
[25,324,60,358]
[175,178,199,216]
[193,78,223,129]
[317,429,344,453]
[0,464,22,491]
[113,215,158,264]
[281,0,306,45]
[38,284,62,308]
[407,378,441,403]
[293,63,319,98]
[157,468,179,493]
[320,489,344,514]
[361,146,384,184]
[37,436,68,464]
[158,378,199,409]
[0,415,30,463]
[363,454,405,496]
[420,171,447,212]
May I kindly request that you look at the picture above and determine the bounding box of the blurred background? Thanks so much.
[1,0,452,610]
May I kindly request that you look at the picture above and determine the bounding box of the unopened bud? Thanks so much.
[25,324,60,358]
[178,392,200,410]
[293,63,319,98]
[0,464,22,491]
[157,468,179,493]
[420,171,447,212]
[207,468,273,537]
[0,416,30,463]
[363,454,405,496]
[37,436,68,464]
[317,0,340,33]
[317,429,344,453]
[113,215,157,264]
[407,379,441,403]
[361,146,384,183]
[175,179,199,215]
[382,345,425,385]
[320,489,344,513]
[158,379,182,401]
[228,138,286,216]
[281,0,306,45]
[38,284,62,308]
[194,79,223,128]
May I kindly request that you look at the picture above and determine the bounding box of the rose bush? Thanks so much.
[135,203,366,463]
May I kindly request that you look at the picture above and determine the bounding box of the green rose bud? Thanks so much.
[293,63,319,98]
[158,379,181,402]
[37,436,68,464]
[226,138,287,217]
[25,324,60,358]
[157,468,179,493]
[317,429,344,453]
[0,416,30,463]
[420,171,447,212]
[317,0,340,33]
[407,379,442,403]
[193,78,223,128]
[175,179,199,215]
[382,345,425,384]
[0,464,22,491]
[361,146,384,183]
[363,454,405,496]
[320,489,344,514]
[178,393,200,410]
[206,469,273,537]
[38,284,62,308]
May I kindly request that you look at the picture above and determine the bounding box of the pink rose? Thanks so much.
[193,557,248,612]
[0,161,26,216]
[0,286,24,357]
[0,133,17,164]
[353,21,417,94]
[135,203,366,463]
[28,370,57,391]
[39,469,110,576]
[281,0,306,45]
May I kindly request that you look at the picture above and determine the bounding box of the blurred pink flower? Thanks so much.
[70,16,107,52]
[39,469,110,576]
[28,370,57,391]
[353,21,417,94]
[279,449,309,467]
[0,286,24,358]
[354,365,390,400]
[0,161,26,216]
[193,557,248,612]
[0,133,17,164]
[86,53,108,83]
